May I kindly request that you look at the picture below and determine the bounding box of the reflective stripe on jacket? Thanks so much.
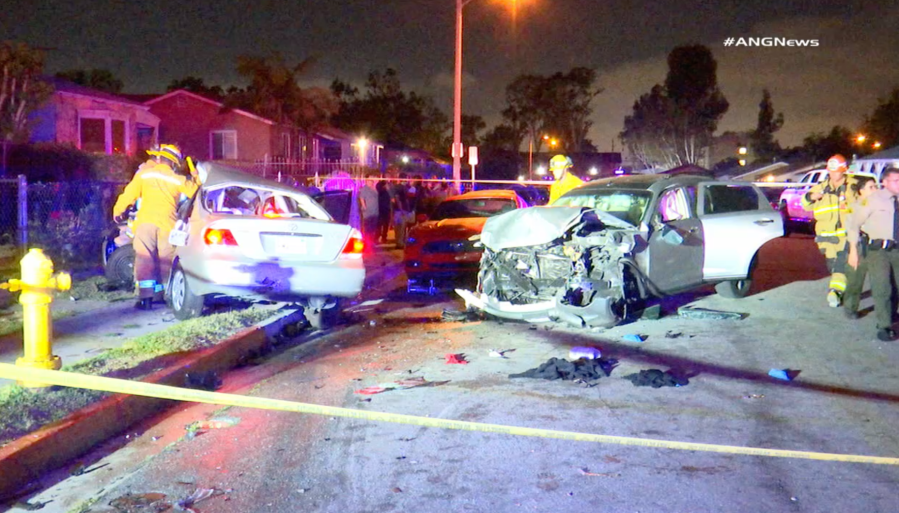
[800,176,858,242]
[113,160,199,230]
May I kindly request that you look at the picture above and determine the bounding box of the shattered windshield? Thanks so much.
[554,190,652,226]
[431,198,517,220]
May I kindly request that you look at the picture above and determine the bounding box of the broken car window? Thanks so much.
[430,198,517,220]
[553,190,651,226]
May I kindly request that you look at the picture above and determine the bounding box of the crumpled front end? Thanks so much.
[457,207,638,328]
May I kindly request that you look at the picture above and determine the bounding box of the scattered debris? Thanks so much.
[392,487,403,493]
[640,304,661,320]
[185,416,240,437]
[568,346,602,360]
[664,331,682,339]
[768,368,799,381]
[678,306,746,321]
[441,308,480,322]
[623,369,688,388]
[445,353,469,364]
[70,462,109,476]
[622,334,645,343]
[398,437,416,442]
[358,299,384,307]
[354,377,449,395]
[12,500,51,511]
[355,385,393,395]
[509,357,617,381]
[578,467,620,478]
[743,394,765,400]
[184,371,222,391]
[488,348,515,358]
[108,492,168,512]
[175,488,221,512]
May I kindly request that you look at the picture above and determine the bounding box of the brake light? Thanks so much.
[204,228,238,246]
[340,229,364,259]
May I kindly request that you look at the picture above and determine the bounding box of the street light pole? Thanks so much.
[452,0,468,185]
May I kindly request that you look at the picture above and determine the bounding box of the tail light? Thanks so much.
[340,229,364,259]
[204,228,238,246]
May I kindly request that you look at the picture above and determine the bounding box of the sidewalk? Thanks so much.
[0,248,405,388]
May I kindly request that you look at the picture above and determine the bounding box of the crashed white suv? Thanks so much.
[457,174,783,327]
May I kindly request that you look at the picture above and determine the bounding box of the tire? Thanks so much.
[105,244,135,287]
[779,201,792,236]
[715,254,757,299]
[304,299,342,330]
[169,265,205,320]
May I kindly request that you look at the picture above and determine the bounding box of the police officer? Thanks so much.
[801,154,859,307]
[548,155,584,204]
[113,144,198,310]
[847,166,899,341]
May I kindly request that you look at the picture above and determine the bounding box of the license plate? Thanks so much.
[275,236,307,254]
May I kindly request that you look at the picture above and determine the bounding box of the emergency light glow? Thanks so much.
[204,228,238,246]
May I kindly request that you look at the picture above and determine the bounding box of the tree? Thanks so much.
[500,68,602,154]
[227,53,338,140]
[166,76,225,101]
[1,41,53,175]
[749,89,784,162]
[55,68,123,94]
[330,69,451,156]
[481,123,524,153]
[461,114,486,147]
[799,125,855,162]
[862,86,899,150]
[620,44,729,169]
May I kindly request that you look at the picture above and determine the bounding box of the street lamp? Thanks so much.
[357,137,368,166]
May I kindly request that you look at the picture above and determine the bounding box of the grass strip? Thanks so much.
[0,307,272,446]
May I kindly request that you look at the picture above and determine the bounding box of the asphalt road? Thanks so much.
[13,234,899,513]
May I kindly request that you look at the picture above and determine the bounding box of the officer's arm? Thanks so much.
[800,182,823,209]
[846,202,872,245]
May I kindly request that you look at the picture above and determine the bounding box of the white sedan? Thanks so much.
[167,163,365,326]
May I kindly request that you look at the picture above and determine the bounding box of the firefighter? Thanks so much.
[113,144,199,310]
[548,154,584,204]
[801,154,859,307]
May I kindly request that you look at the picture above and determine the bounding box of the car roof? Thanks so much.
[445,189,521,201]
[198,162,304,196]
[571,174,709,194]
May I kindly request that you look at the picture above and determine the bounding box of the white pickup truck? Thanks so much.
[777,169,826,231]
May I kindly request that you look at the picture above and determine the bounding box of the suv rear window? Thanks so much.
[703,185,760,215]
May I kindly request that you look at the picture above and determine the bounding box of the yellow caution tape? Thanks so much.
[2,363,898,465]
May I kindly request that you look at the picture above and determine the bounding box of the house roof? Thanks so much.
[854,145,899,161]
[660,163,713,176]
[45,77,148,107]
[144,89,274,126]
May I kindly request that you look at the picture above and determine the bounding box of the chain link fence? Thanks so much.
[0,177,125,274]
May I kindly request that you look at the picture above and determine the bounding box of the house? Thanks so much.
[142,90,368,169]
[29,77,159,155]
[849,145,899,179]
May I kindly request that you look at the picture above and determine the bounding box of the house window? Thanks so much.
[281,133,291,158]
[111,120,126,154]
[80,119,106,153]
[211,131,237,160]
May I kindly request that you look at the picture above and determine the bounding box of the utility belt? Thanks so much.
[869,239,898,251]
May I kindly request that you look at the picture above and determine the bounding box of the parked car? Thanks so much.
[456,174,783,327]
[160,163,364,325]
[404,190,528,291]
[777,169,826,230]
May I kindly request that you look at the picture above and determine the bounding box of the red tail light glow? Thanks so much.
[340,229,364,259]
[204,228,238,246]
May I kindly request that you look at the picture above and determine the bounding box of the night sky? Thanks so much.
[4,0,898,152]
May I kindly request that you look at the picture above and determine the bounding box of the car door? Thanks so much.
[646,186,705,293]
[698,182,783,280]
[312,190,354,225]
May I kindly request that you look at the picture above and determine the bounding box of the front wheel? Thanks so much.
[105,244,135,288]
[304,299,342,330]
[169,265,205,320]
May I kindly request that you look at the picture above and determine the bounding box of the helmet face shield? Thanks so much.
[549,155,573,177]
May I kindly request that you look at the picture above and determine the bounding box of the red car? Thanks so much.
[404,190,528,289]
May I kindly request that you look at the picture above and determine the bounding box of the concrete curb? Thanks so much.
[0,307,305,501]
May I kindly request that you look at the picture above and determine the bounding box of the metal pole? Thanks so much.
[17,174,27,252]
[528,137,533,180]
[452,0,464,185]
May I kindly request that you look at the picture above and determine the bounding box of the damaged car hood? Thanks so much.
[480,206,635,251]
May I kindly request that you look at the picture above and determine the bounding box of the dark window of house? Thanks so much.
[80,118,105,153]
[111,120,125,154]
[211,131,237,160]
[137,126,154,153]
[703,185,760,215]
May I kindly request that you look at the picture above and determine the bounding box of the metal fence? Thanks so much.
[0,176,125,272]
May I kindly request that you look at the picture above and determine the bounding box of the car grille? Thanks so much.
[423,240,478,254]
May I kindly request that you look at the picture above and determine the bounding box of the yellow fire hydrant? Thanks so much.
[1,248,71,388]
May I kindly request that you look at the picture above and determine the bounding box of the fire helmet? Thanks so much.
[549,154,573,172]
[148,143,184,168]
[826,154,847,171]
